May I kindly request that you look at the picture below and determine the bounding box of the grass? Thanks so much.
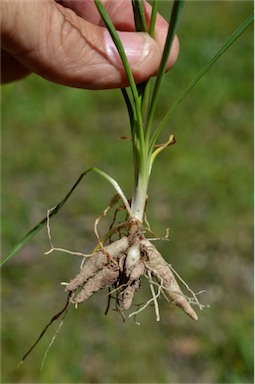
[1,1,254,383]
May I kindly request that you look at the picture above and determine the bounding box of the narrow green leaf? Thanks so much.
[1,167,130,266]
[94,0,145,162]
[1,169,92,267]
[145,0,185,143]
[121,88,134,129]
[150,11,254,150]
[131,1,150,122]
[149,0,158,37]
[132,0,147,32]
[94,0,139,105]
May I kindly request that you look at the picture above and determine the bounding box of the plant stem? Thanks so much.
[131,1,185,222]
[131,169,149,222]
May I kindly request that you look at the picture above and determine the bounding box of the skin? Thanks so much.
[1,0,179,89]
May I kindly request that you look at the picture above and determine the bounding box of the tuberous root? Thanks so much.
[65,235,200,321]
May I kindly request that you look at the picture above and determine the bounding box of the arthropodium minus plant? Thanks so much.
[2,0,253,364]
[61,0,253,321]
[62,0,202,321]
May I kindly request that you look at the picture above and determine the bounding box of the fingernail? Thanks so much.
[105,31,151,67]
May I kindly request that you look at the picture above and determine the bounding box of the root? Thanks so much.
[121,279,140,311]
[141,238,199,320]
[45,208,91,258]
[142,239,203,320]
[66,237,129,292]
[71,263,120,304]
[93,194,122,262]
[40,315,66,370]
[129,272,162,320]
[166,263,208,311]
[64,226,203,321]
[44,198,205,321]
[128,271,162,321]
[147,270,160,322]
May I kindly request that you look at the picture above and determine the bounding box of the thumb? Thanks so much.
[1,0,178,89]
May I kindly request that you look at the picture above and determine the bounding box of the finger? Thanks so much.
[57,0,137,30]
[1,0,179,89]
[59,0,179,71]
[1,49,31,83]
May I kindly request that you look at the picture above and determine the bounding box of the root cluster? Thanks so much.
[65,221,200,321]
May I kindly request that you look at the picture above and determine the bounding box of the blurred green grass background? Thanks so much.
[1,1,253,383]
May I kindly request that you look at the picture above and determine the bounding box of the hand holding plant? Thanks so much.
[1,0,178,88]
[2,0,253,366]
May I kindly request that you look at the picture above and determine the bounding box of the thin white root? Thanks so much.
[45,208,91,258]
[167,263,207,311]
[108,283,127,296]
[144,274,170,302]
[93,198,115,253]
[45,247,91,258]
[40,316,66,371]
[128,274,162,319]
[146,227,170,242]
[147,270,160,322]
[93,197,128,265]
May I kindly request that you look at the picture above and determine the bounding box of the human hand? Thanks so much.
[1,0,179,89]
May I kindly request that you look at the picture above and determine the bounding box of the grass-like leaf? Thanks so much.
[1,167,129,267]
[94,0,145,163]
[1,170,90,267]
[145,0,185,144]
[148,0,158,37]
[2,3,252,266]
[132,0,148,32]
[149,11,254,151]
[94,1,138,104]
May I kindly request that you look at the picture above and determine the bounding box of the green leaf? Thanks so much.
[94,1,139,107]
[148,0,158,37]
[150,11,254,149]
[94,0,145,163]
[1,167,130,266]
[132,0,147,32]
[145,0,185,144]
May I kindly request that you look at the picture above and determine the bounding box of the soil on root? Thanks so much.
[19,219,204,365]
[65,224,199,321]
